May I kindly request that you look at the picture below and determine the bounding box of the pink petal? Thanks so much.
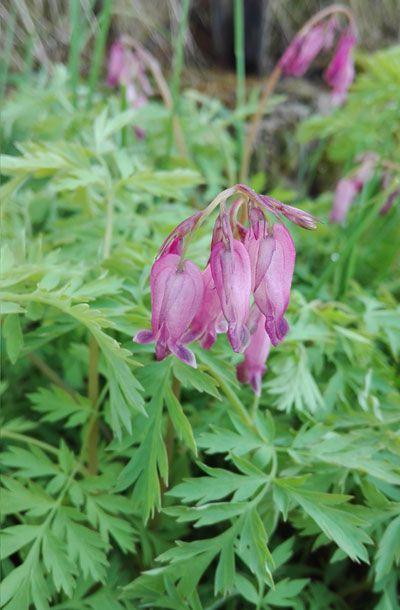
[279,24,326,77]
[134,253,203,367]
[134,329,154,344]
[107,41,125,87]
[210,239,251,352]
[254,224,296,346]
[330,178,359,224]
[324,28,356,103]
[237,309,271,396]
[245,209,276,291]
[183,265,224,350]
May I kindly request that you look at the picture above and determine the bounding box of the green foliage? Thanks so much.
[1,44,399,610]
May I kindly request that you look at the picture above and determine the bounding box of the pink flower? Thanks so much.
[330,178,359,223]
[254,223,296,346]
[107,39,153,138]
[134,253,203,367]
[183,265,227,349]
[133,184,314,375]
[324,28,356,104]
[210,217,252,352]
[245,207,275,291]
[330,154,377,223]
[107,41,125,87]
[237,309,271,396]
[279,24,327,77]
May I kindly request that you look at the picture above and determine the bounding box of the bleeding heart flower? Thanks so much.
[330,153,377,223]
[134,253,203,367]
[237,309,271,396]
[210,217,252,352]
[279,23,328,77]
[255,223,296,346]
[324,28,356,104]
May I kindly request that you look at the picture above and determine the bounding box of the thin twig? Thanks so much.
[28,353,79,400]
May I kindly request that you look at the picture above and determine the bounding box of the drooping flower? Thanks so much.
[330,178,359,224]
[254,223,296,346]
[210,214,252,353]
[237,309,271,396]
[134,185,315,393]
[324,27,357,104]
[107,41,125,87]
[278,12,357,105]
[107,39,153,138]
[330,153,377,223]
[135,253,203,367]
[279,23,328,77]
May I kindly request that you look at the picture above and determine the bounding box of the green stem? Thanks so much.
[166,0,190,157]
[0,429,59,457]
[68,0,81,107]
[0,428,88,475]
[86,0,113,109]
[86,335,100,474]
[234,0,246,174]
[103,194,114,259]
[28,352,79,400]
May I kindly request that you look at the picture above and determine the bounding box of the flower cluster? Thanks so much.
[279,15,357,104]
[135,185,316,394]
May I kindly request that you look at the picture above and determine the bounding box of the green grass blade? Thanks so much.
[166,0,190,157]
[86,0,113,109]
[68,0,82,107]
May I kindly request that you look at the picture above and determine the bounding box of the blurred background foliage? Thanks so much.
[1,2,400,610]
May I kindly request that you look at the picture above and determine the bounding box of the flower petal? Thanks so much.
[254,224,295,346]
[211,239,251,352]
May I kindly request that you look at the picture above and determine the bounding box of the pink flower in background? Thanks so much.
[107,41,125,87]
[254,223,296,346]
[279,15,357,104]
[107,39,153,138]
[324,28,356,104]
[135,253,203,368]
[330,153,377,223]
[134,184,316,393]
[330,178,359,224]
[279,23,328,77]
[237,309,271,396]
